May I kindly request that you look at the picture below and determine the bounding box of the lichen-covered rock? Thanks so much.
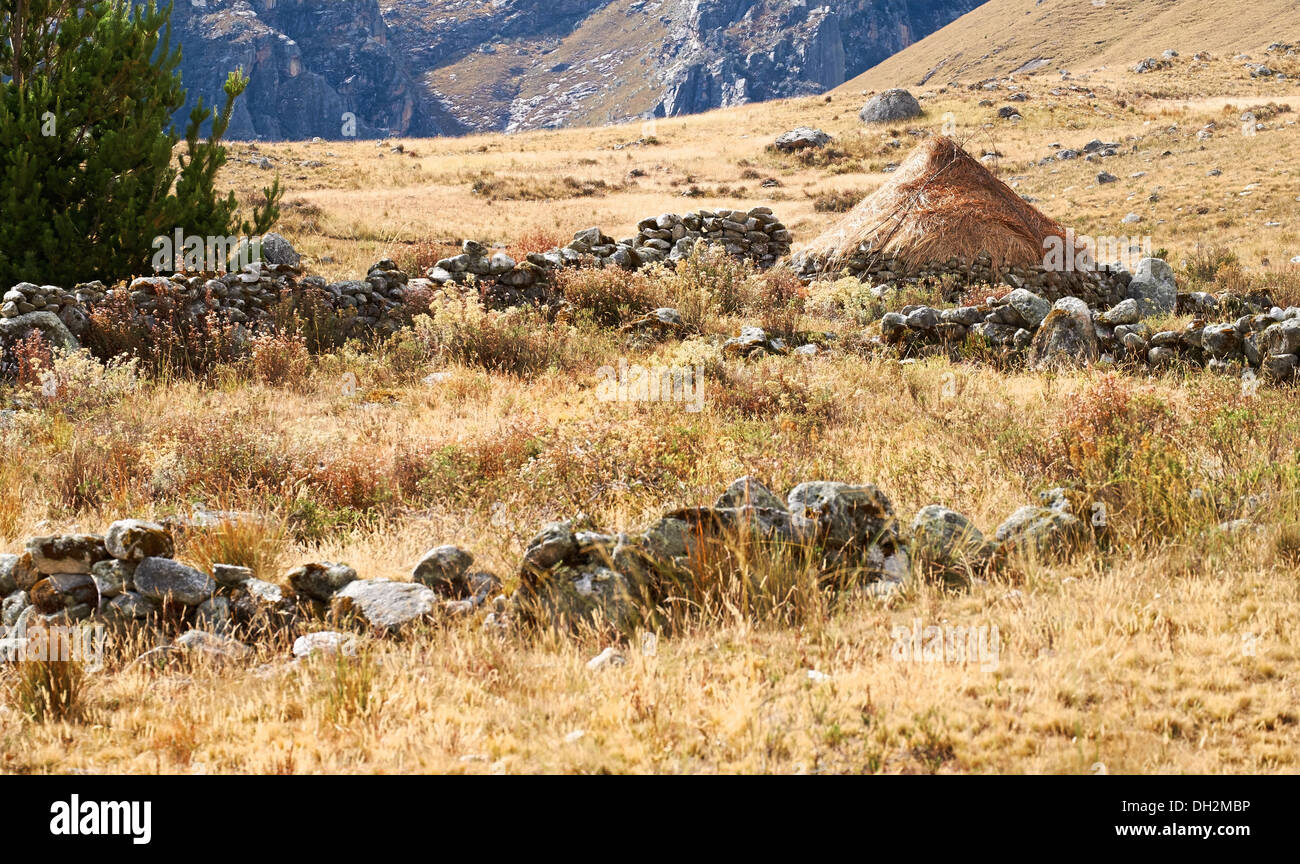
[90,559,135,599]
[512,561,653,635]
[1028,297,1099,369]
[213,564,254,588]
[994,505,1088,559]
[911,505,990,583]
[133,557,215,607]
[25,534,110,575]
[1126,257,1177,316]
[174,629,251,661]
[104,519,174,562]
[0,310,80,353]
[2,591,29,626]
[29,573,99,614]
[293,631,358,659]
[332,579,439,633]
[287,562,358,601]
[102,591,159,622]
[786,481,904,577]
[412,545,475,597]
[774,127,831,152]
[713,476,787,512]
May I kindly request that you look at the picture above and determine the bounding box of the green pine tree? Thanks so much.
[0,0,282,286]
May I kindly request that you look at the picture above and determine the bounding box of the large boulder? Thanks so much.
[0,311,80,353]
[859,88,922,124]
[1126,257,1177,316]
[1028,297,1099,369]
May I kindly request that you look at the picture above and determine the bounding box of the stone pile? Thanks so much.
[793,248,1130,309]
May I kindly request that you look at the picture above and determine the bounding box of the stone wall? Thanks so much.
[791,248,1131,310]
[875,285,1300,382]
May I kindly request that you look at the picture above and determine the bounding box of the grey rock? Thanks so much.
[911,505,988,580]
[213,564,254,588]
[994,506,1087,558]
[1028,297,1099,369]
[774,127,831,152]
[1,591,28,626]
[714,476,786,512]
[860,88,923,124]
[1126,258,1177,316]
[90,559,135,599]
[1006,288,1052,329]
[0,311,79,352]
[259,233,300,268]
[412,545,475,597]
[1096,298,1140,326]
[332,579,439,633]
[287,562,358,601]
[104,519,174,562]
[133,557,216,607]
[293,631,358,659]
[174,629,251,661]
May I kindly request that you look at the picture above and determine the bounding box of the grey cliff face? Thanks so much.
[168,0,983,138]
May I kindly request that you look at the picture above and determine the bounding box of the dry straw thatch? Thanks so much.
[800,136,1084,274]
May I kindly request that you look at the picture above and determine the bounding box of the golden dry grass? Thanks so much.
[4,56,1300,774]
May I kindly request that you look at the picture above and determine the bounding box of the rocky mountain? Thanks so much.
[169,0,983,139]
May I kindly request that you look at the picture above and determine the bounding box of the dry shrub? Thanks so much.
[86,291,244,377]
[11,331,53,389]
[412,295,589,376]
[556,267,666,327]
[470,172,619,201]
[509,228,568,260]
[813,188,866,213]
[48,431,148,512]
[395,237,461,277]
[179,514,288,582]
[6,627,90,723]
[1182,244,1239,283]
[249,332,312,389]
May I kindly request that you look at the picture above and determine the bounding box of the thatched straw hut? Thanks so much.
[794,136,1118,304]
